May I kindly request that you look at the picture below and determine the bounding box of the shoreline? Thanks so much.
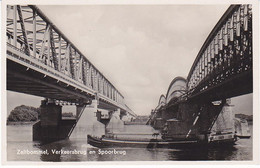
[6,121,39,126]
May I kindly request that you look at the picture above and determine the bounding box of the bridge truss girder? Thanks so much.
[6,5,133,114]
[186,5,252,101]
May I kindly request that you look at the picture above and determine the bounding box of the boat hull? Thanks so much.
[236,135,251,139]
[87,135,236,148]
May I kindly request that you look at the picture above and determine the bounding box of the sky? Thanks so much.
[6,4,253,115]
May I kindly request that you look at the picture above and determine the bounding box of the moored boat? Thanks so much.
[87,133,237,148]
[88,134,199,148]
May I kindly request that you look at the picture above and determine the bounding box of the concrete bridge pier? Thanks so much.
[106,108,124,133]
[33,99,76,142]
[163,99,227,141]
[76,104,85,120]
[70,99,105,140]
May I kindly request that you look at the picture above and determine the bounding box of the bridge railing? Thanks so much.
[6,5,125,106]
[186,5,252,96]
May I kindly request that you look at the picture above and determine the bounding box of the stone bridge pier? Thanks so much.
[33,99,76,142]
[33,97,129,142]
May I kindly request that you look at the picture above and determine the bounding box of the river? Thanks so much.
[6,124,252,161]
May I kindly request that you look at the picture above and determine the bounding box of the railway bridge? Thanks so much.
[149,5,253,140]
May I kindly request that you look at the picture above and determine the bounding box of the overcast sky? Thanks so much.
[7,4,253,115]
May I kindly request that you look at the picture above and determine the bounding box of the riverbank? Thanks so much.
[6,120,38,126]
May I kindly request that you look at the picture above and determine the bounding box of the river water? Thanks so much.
[6,124,252,162]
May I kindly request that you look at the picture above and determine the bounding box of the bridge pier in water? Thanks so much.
[33,99,76,142]
[76,104,85,120]
[33,97,127,142]
[156,99,228,142]
[70,99,105,140]
[33,98,105,142]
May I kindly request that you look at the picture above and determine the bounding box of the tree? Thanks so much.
[7,105,40,122]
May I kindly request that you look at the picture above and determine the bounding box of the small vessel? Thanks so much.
[234,118,251,139]
[87,134,198,148]
[87,132,236,148]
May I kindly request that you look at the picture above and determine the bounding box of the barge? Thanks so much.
[87,133,237,148]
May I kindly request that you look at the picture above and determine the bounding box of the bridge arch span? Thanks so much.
[165,77,187,104]
[155,95,166,111]
[158,95,166,106]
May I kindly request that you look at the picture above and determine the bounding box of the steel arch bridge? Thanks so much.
[165,4,253,109]
[186,5,252,101]
[6,5,136,117]
[150,4,253,136]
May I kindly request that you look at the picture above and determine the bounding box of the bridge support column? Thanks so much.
[33,99,62,142]
[164,100,226,141]
[89,100,105,137]
[40,100,62,127]
[115,108,121,118]
[33,99,77,142]
[92,99,98,112]
[118,109,127,120]
[70,99,105,140]
[76,104,85,120]
[106,108,124,133]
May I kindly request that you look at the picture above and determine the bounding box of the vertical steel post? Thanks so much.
[90,65,93,88]
[67,44,71,76]
[13,5,17,47]
[204,51,207,78]
[207,47,211,75]
[116,91,118,102]
[86,62,89,86]
[17,5,30,56]
[200,59,203,82]
[47,25,50,66]
[202,54,205,79]
[236,8,241,37]
[96,72,99,92]
[33,9,36,57]
[94,70,97,91]
[230,15,234,42]
[224,23,228,46]
[219,28,223,50]
[79,57,83,82]
[244,5,248,31]
[7,5,11,17]
[58,35,61,71]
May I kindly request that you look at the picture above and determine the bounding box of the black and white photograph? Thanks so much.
[1,0,259,164]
